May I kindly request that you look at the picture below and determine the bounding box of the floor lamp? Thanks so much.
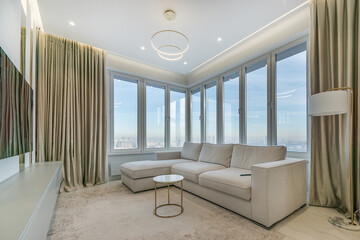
[309,87,360,231]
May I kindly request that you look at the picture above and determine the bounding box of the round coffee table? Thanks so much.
[153,174,184,218]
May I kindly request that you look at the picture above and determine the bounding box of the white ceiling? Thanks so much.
[37,0,308,75]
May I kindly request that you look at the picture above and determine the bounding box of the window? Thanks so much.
[113,77,138,149]
[276,43,307,152]
[205,82,217,143]
[110,39,308,155]
[223,72,239,143]
[191,88,201,143]
[146,83,165,148]
[111,72,189,153]
[245,60,268,146]
[170,89,186,148]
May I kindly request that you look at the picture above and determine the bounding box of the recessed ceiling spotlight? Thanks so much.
[69,21,75,26]
[184,61,187,65]
[217,37,222,42]
[140,46,145,50]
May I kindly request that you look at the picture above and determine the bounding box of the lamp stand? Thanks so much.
[325,87,360,231]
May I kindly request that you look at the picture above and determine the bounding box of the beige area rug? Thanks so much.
[47,180,285,240]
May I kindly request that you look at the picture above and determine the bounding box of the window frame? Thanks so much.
[241,54,272,146]
[271,37,310,157]
[144,80,167,151]
[189,85,203,143]
[109,72,143,154]
[169,87,188,150]
[108,36,309,158]
[204,78,218,144]
[221,68,241,144]
[109,71,189,155]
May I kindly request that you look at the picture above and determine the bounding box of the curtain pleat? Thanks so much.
[310,0,359,220]
[36,31,107,191]
[19,27,26,164]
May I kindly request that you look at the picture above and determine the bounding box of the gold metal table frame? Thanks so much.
[153,176,184,218]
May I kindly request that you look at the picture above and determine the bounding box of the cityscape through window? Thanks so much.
[113,77,138,149]
[245,60,268,146]
[170,89,186,148]
[146,83,165,148]
[276,43,307,152]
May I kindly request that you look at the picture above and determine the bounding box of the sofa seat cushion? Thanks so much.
[120,159,193,179]
[199,168,252,200]
[171,162,226,183]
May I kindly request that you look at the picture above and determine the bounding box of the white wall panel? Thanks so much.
[0,156,19,183]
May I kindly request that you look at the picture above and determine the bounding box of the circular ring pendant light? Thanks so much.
[151,10,189,61]
[157,45,184,61]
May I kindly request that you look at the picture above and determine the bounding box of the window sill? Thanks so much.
[286,151,310,160]
[108,148,183,156]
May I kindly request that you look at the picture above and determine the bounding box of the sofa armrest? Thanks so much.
[251,158,307,227]
[156,151,181,160]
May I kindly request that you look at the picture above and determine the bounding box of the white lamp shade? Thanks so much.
[309,90,349,116]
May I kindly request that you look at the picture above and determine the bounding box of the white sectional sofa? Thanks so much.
[120,142,307,227]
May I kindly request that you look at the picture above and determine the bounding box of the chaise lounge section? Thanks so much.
[120,142,307,227]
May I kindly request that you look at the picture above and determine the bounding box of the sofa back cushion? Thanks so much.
[230,144,287,170]
[180,142,203,161]
[198,144,233,167]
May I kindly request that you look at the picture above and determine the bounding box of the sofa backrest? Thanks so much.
[181,142,203,161]
[198,143,233,167]
[230,144,287,170]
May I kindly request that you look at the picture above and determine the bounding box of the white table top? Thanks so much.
[153,174,184,184]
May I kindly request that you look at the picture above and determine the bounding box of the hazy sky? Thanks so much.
[114,79,138,138]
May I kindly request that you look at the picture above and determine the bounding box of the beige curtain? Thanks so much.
[310,0,359,220]
[36,31,107,191]
[19,27,26,164]
[20,27,25,76]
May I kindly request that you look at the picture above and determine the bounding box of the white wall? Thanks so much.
[0,156,19,183]
[25,0,31,83]
[0,0,21,69]
[0,0,22,183]
[107,52,187,86]
[186,3,310,86]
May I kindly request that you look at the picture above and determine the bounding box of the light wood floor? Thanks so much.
[274,206,360,240]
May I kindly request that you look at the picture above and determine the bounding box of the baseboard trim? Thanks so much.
[110,174,122,181]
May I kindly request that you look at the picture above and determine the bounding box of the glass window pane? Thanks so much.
[205,83,217,143]
[113,77,138,149]
[170,89,186,148]
[246,61,267,146]
[146,84,165,148]
[223,73,239,143]
[191,88,201,143]
[276,46,307,152]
